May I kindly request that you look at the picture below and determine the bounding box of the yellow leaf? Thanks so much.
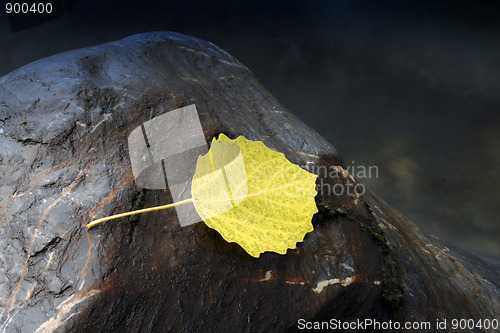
[192,134,317,257]
[87,133,318,258]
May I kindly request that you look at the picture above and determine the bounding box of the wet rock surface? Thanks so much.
[0,32,498,332]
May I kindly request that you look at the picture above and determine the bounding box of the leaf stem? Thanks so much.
[86,197,194,229]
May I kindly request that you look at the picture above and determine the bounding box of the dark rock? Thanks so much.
[0,32,498,332]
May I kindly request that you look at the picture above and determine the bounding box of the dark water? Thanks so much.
[1,0,499,265]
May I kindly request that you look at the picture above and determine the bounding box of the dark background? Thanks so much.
[1,0,499,265]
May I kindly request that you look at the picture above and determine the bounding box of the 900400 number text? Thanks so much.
[6,2,53,14]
